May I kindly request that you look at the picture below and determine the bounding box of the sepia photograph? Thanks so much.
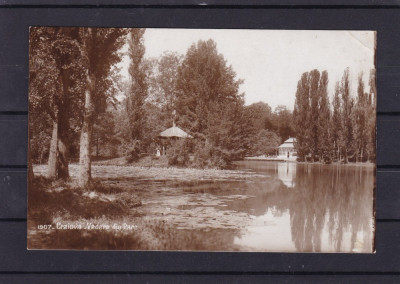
[27,28,376,252]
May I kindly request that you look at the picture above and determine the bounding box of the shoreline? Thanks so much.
[239,159,375,167]
[32,163,268,181]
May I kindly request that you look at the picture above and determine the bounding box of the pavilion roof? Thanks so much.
[159,126,193,138]
[278,137,296,148]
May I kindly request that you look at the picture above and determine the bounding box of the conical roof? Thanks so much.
[278,137,296,148]
[159,126,193,138]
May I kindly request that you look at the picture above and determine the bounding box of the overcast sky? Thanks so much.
[119,29,375,110]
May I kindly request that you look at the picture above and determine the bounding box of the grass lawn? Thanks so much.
[28,163,261,250]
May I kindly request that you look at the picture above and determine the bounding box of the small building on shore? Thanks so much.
[278,138,297,161]
[157,122,193,156]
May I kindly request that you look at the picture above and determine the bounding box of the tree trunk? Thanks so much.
[47,117,58,178]
[48,70,71,180]
[57,106,70,180]
[79,72,94,188]
[56,69,71,180]
[360,148,364,162]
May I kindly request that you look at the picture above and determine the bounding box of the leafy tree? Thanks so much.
[111,98,132,156]
[272,105,294,142]
[204,99,252,168]
[175,39,243,139]
[142,102,167,153]
[29,27,85,180]
[78,27,127,187]
[92,109,119,158]
[251,129,281,156]
[245,102,273,132]
[150,52,183,116]
[174,39,248,167]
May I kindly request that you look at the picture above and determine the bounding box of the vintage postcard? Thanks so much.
[28,28,376,252]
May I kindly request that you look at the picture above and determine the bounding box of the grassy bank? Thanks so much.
[28,176,227,250]
[29,163,258,250]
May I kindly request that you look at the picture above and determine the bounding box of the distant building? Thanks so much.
[278,138,297,161]
[157,122,193,155]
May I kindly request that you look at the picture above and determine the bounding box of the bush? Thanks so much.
[126,140,142,163]
[166,139,190,167]
[191,142,212,169]
[191,142,232,169]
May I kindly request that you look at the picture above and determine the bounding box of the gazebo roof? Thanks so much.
[159,125,193,138]
[278,137,296,148]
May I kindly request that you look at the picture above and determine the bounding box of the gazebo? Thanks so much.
[157,122,193,156]
[278,138,297,160]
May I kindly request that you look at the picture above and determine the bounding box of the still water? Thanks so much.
[228,161,375,253]
[159,161,375,252]
[31,162,375,252]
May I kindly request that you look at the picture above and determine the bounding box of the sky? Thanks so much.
[119,29,375,110]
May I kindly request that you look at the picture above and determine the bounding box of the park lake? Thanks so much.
[29,161,374,252]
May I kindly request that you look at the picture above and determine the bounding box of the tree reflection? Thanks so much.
[289,164,374,252]
[233,161,374,252]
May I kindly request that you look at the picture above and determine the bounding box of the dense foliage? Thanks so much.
[293,68,376,163]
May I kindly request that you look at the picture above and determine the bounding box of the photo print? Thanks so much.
[28,28,376,252]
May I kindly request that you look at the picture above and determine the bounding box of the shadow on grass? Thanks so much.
[28,177,139,223]
[28,176,220,250]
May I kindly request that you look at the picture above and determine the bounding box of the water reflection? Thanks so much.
[278,162,296,188]
[233,162,375,253]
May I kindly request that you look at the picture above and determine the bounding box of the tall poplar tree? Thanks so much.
[331,82,343,160]
[126,28,148,142]
[354,74,369,162]
[366,68,377,162]
[341,68,354,163]
[309,69,321,161]
[318,70,330,161]
[293,72,310,161]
